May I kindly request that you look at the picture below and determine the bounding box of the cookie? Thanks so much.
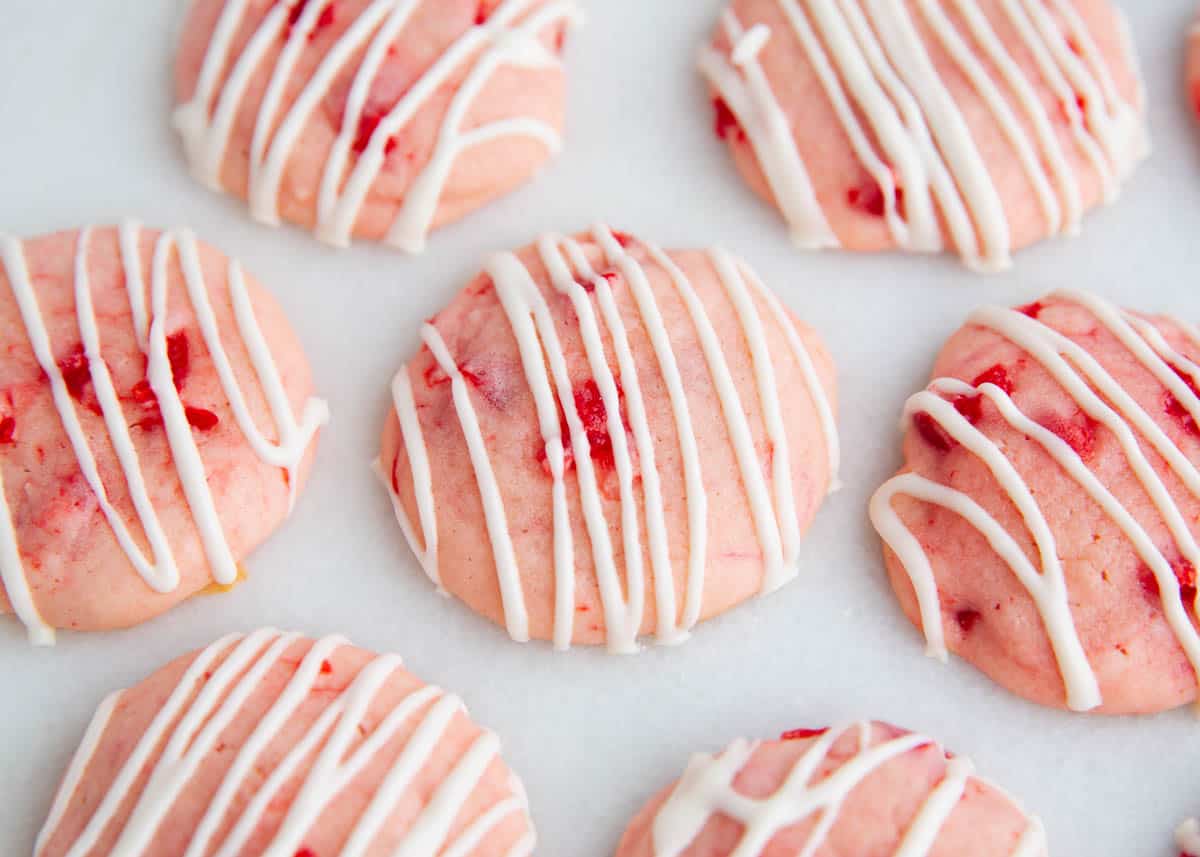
[614,721,1046,857]
[380,226,838,651]
[871,292,1200,713]
[0,223,328,642]
[35,629,534,857]
[698,0,1148,271]
[174,0,582,252]
[1180,818,1200,857]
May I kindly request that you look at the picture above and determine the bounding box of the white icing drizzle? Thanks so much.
[698,0,1147,271]
[1179,818,1200,856]
[649,722,1046,857]
[0,223,329,645]
[870,290,1200,711]
[35,630,533,857]
[175,0,583,253]
[385,227,838,651]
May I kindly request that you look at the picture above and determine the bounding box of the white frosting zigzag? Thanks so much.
[649,722,1046,857]
[870,290,1200,711]
[699,0,1148,271]
[0,223,329,645]
[35,630,534,857]
[175,0,583,253]
[386,226,839,652]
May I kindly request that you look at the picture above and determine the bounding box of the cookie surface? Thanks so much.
[614,721,1046,857]
[35,629,534,857]
[175,0,580,252]
[871,292,1200,714]
[0,224,328,642]
[380,226,838,652]
[698,0,1148,271]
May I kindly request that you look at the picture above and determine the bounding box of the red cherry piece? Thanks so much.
[952,394,983,424]
[1017,301,1046,319]
[1165,392,1200,437]
[913,412,955,453]
[320,660,334,674]
[294,848,317,857]
[781,728,828,741]
[57,345,92,401]
[955,609,982,634]
[0,416,15,445]
[166,331,190,390]
[1041,413,1099,458]
[713,98,745,142]
[574,379,618,470]
[972,364,1014,396]
[186,407,220,432]
[352,108,398,156]
[130,379,157,405]
[286,1,335,38]
[612,231,635,248]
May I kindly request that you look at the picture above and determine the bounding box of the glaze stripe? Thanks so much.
[649,722,1045,857]
[38,631,529,856]
[386,228,838,651]
[871,291,1200,711]
[699,0,1147,270]
[0,224,329,644]
[176,0,583,253]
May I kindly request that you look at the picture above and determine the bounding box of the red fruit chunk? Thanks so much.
[294,848,317,857]
[0,416,15,445]
[612,231,635,248]
[286,0,335,38]
[952,364,1014,424]
[952,394,983,424]
[475,0,501,25]
[913,412,954,453]
[847,180,904,219]
[320,660,333,674]
[713,98,745,142]
[186,407,220,432]
[57,345,92,401]
[1017,301,1046,319]
[1139,560,1198,606]
[781,728,828,741]
[130,379,157,404]
[972,364,1014,396]
[167,331,190,390]
[574,379,617,469]
[955,609,982,634]
[352,107,399,156]
[1165,392,1200,437]
[1041,413,1099,458]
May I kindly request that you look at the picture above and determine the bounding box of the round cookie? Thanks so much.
[380,226,839,652]
[871,292,1200,714]
[174,0,582,253]
[614,721,1046,857]
[35,629,534,857]
[698,0,1148,271]
[0,223,328,643]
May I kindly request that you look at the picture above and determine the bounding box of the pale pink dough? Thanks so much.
[36,631,534,857]
[0,226,323,636]
[174,0,573,248]
[876,295,1200,714]
[380,229,838,650]
[614,722,1044,857]
[701,0,1147,267]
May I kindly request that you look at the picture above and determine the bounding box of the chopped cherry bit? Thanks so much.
[972,364,1014,396]
[913,412,955,453]
[294,848,317,857]
[167,331,191,390]
[713,97,745,142]
[1017,301,1046,319]
[320,659,334,674]
[781,728,828,741]
[186,407,220,432]
[57,345,92,401]
[285,0,335,38]
[475,0,501,25]
[352,108,399,156]
[0,416,14,445]
[612,231,635,248]
[955,609,982,634]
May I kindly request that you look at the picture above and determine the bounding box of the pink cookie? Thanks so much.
[174,0,581,253]
[0,224,328,643]
[35,630,534,857]
[380,226,839,652]
[871,292,1200,714]
[699,0,1148,272]
[614,721,1046,857]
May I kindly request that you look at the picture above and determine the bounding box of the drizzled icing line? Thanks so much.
[175,0,583,253]
[386,226,838,652]
[0,223,329,645]
[698,0,1148,271]
[870,290,1200,711]
[35,630,533,857]
[649,722,1046,857]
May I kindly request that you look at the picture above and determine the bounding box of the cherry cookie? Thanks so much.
[0,224,328,643]
[614,721,1047,857]
[35,629,534,857]
[871,292,1200,714]
[174,0,582,253]
[380,226,839,652]
[699,0,1148,271]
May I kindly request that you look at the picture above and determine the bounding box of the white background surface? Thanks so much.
[1,1,1198,854]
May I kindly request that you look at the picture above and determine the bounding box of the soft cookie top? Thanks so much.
[0,224,328,643]
[699,0,1148,271]
[174,0,580,253]
[35,630,534,857]
[381,226,839,652]
[614,721,1046,857]
[871,292,1200,714]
